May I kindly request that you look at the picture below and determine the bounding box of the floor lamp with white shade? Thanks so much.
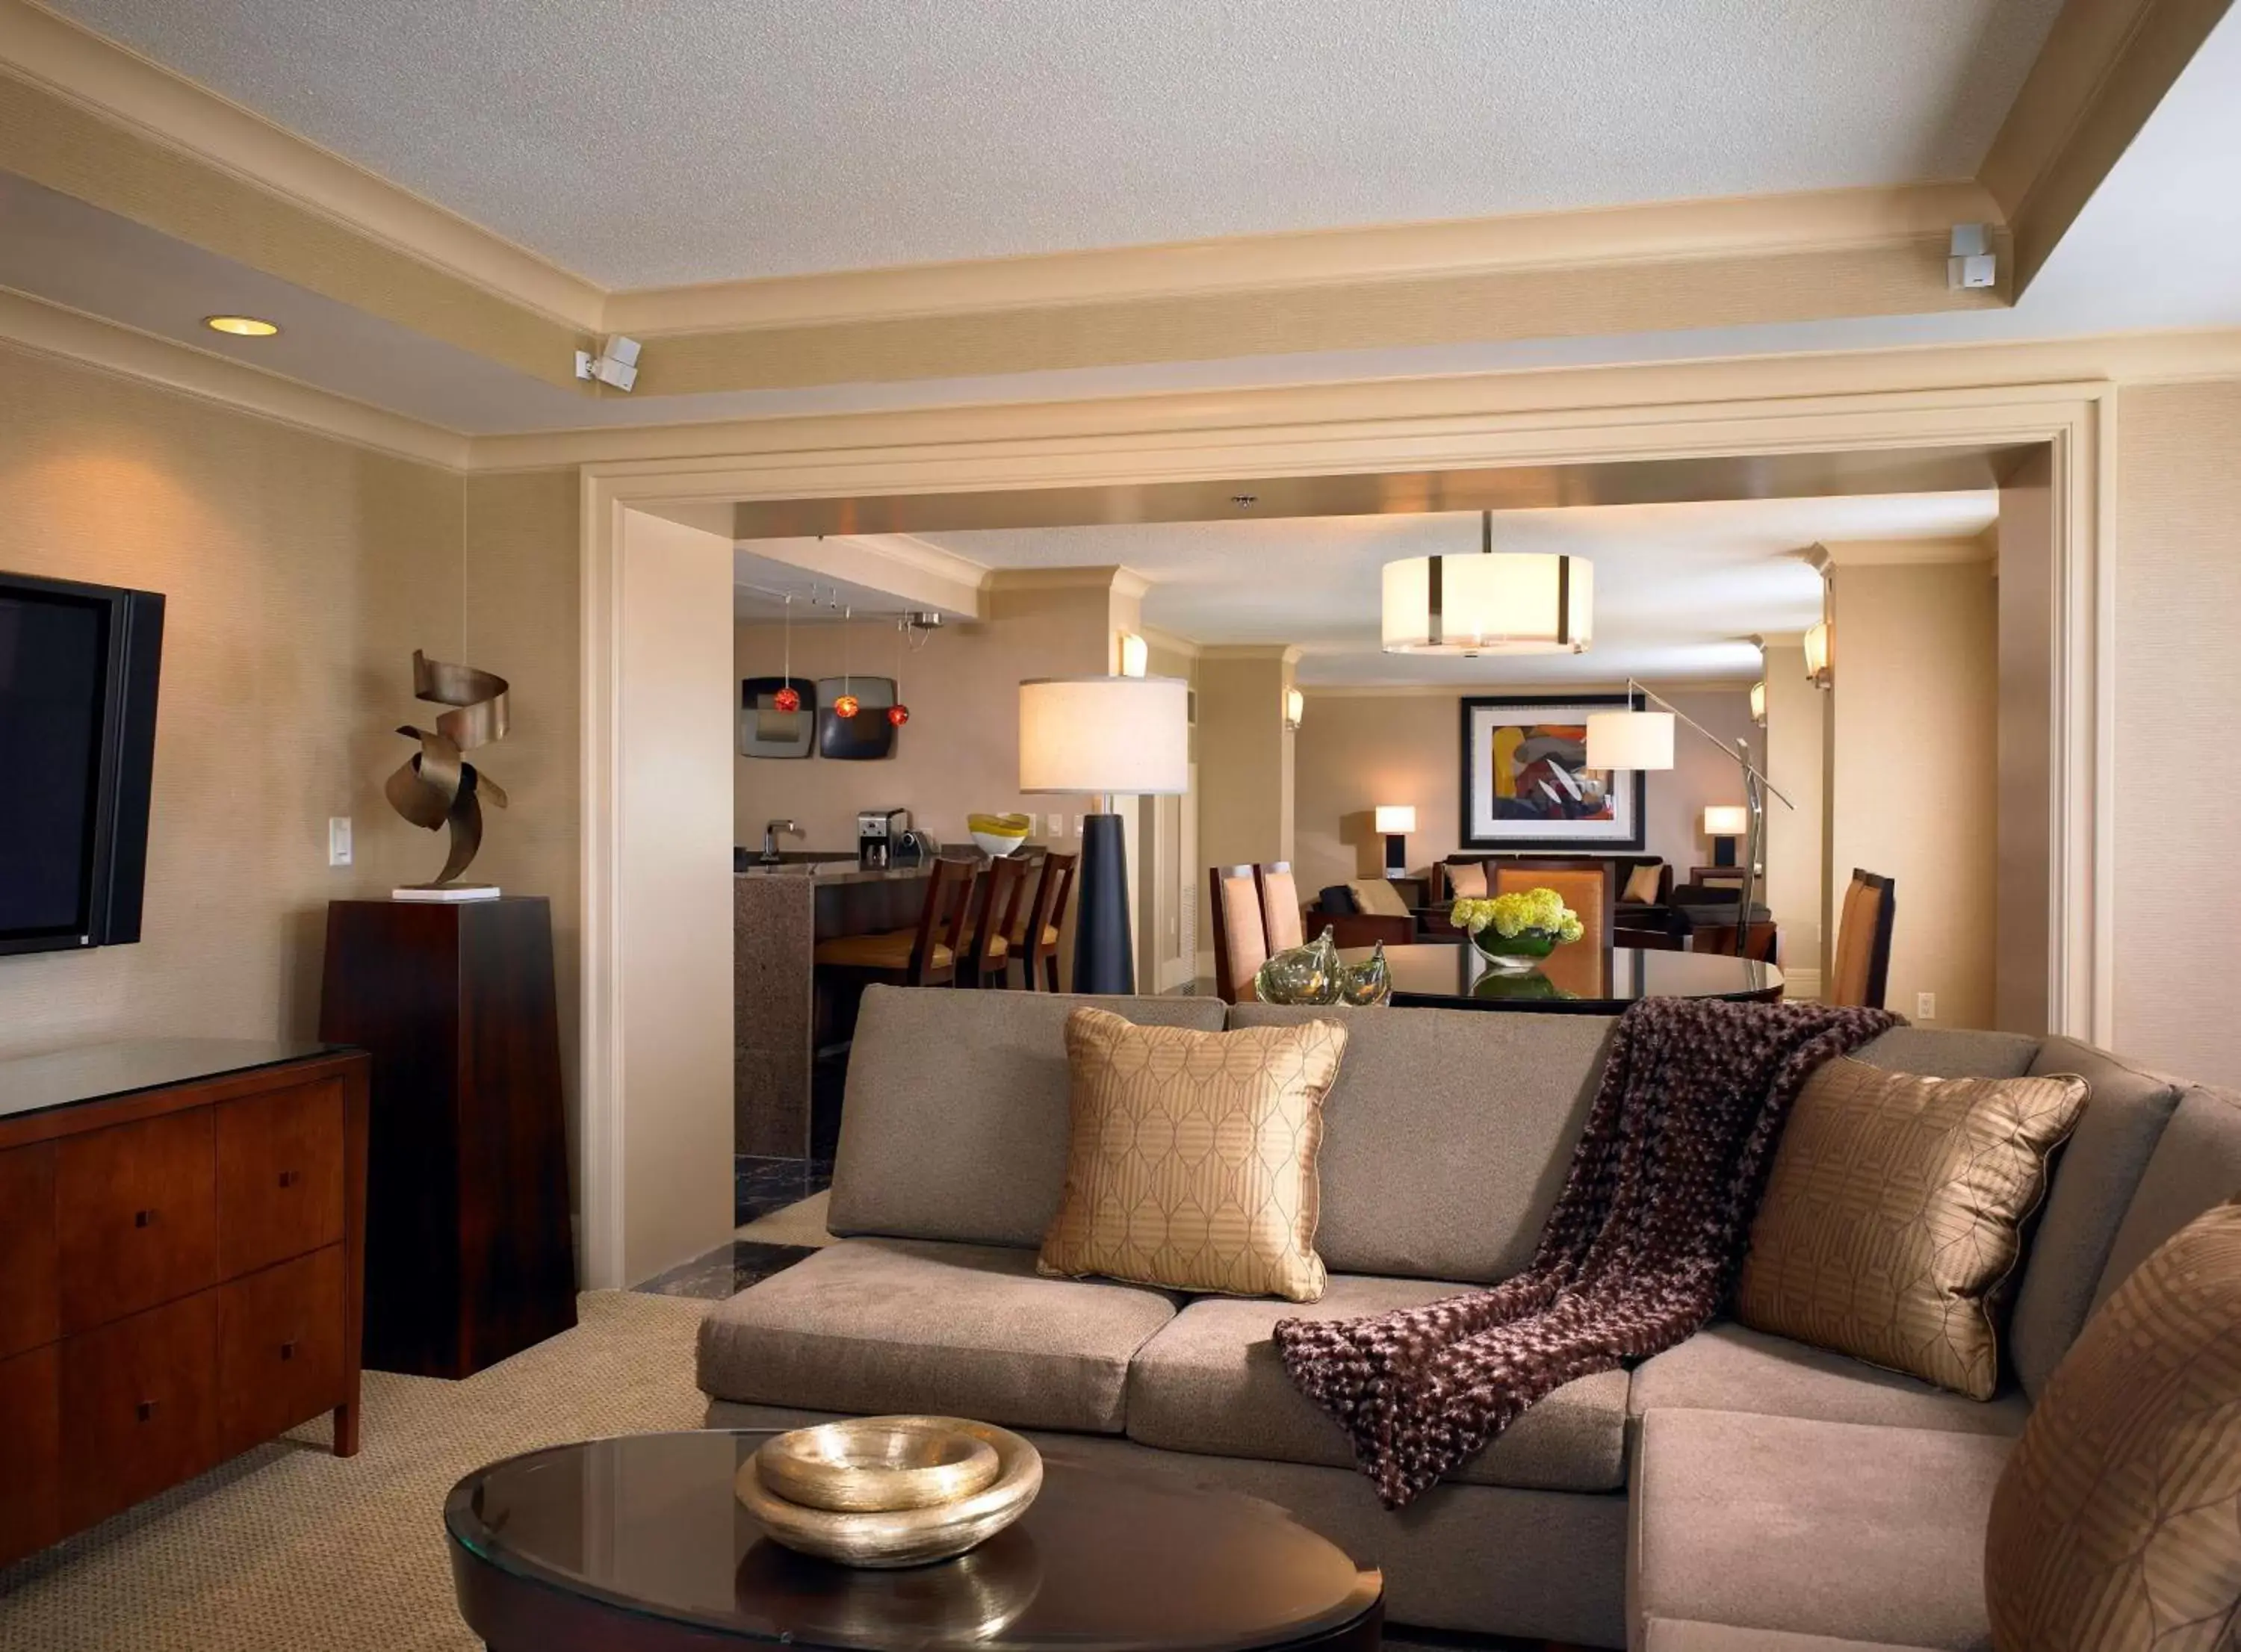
[1586,682,1794,946]
[1019,676,1190,994]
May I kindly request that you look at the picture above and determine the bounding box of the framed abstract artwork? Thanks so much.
[1458,693,1646,851]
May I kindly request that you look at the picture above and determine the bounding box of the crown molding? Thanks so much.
[1136,624,1200,659]
[1198,644,1303,662]
[984,565,1138,595]
[2,0,605,329]
[1298,678,1760,698]
[0,284,471,468]
[1821,536,1997,566]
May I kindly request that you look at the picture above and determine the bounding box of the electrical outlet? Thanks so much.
[327,816,353,867]
[1916,991,1936,1020]
[1047,813,1067,837]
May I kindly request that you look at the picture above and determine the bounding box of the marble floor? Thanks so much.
[737,1153,834,1225]
[633,1155,835,1299]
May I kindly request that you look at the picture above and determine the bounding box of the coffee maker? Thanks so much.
[856,807,910,869]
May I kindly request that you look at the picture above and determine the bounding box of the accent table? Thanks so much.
[446,1429,1383,1652]
[1342,940,1784,1011]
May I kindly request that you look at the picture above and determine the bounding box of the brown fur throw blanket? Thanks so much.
[1275,996,1897,1507]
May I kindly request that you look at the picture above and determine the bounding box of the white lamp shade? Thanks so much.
[1703,805,1750,837]
[1381,553,1593,654]
[1585,709,1674,771]
[1019,676,1188,795]
[1374,805,1416,833]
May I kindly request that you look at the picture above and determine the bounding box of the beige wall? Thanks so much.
[733,575,1120,854]
[1997,449,2056,1034]
[0,344,465,1057]
[2113,380,2241,1085]
[1761,643,1827,993]
[1828,558,2000,1028]
[1197,646,1297,872]
[1292,685,1756,898]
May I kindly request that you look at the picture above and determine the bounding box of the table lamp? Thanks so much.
[1374,805,1416,878]
[1702,805,1750,868]
[1019,676,1189,993]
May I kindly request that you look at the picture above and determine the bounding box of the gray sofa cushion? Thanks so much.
[1645,1623,1946,1652]
[2003,1037,2183,1397]
[2091,1082,2241,1311]
[1231,1004,1614,1282]
[695,1237,1178,1434]
[1626,1322,2029,1437]
[1853,1025,2040,1078]
[1127,1273,1628,1492]
[1631,1409,2006,1651]
[828,987,1226,1248]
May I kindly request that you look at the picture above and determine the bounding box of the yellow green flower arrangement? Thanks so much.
[1450,886,1585,973]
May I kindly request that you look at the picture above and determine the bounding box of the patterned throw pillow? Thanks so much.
[1038,1007,1348,1303]
[1986,1198,2241,1650]
[1735,1057,2088,1398]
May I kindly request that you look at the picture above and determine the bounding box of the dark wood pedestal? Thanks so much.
[319,897,576,1379]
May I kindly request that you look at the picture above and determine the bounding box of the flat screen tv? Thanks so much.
[0,571,164,956]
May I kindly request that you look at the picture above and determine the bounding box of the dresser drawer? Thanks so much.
[0,1144,58,1360]
[0,1344,61,1568]
[60,1292,220,1531]
[57,1110,218,1332]
[217,1081,345,1278]
[217,1247,346,1456]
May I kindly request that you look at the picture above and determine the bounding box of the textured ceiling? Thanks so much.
[44,0,2062,288]
[913,491,1998,685]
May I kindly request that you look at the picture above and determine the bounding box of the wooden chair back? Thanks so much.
[1254,863,1305,953]
[1018,850,1077,991]
[907,856,979,984]
[1829,869,1897,1008]
[1490,857,1615,947]
[1209,865,1269,1003]
[967,852,1032,986]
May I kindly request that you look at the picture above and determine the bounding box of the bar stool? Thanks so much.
[959,851,1033,988]
[812,856,978,990]
[1014,850,1079,991]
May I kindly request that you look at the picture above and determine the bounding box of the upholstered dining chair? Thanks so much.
[1011,849,1078,992]
[1254,862,1306,954]
[1208,864,1270,1003]
[959,851,1032,988]
[1828,869,1897,1009]
[1490,857,1616,948]
[813,854,978,989]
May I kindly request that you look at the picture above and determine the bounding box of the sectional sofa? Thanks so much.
[695,987,2240,1650]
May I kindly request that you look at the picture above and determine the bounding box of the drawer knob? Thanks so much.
[135,1400,158,1423]
[276,1169,302,1189]
[279,1340,297,1361]
[133,1208,157,1229]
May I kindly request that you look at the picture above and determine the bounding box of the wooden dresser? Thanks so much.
[0,1040,368,1568]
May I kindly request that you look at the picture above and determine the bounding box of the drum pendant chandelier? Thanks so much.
[1380,511,1593,656]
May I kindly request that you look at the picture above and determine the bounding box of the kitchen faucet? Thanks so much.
[760,819,802,863]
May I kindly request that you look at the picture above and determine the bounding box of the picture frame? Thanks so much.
[1458,692,1646,851]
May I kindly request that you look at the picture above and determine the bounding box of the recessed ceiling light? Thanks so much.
[204,315,279,338]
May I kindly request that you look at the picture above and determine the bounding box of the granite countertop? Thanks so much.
[736,862,935,886]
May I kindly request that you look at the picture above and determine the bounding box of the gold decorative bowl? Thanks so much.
[754,1416,1002,1512]
[736,1417,1043,1568]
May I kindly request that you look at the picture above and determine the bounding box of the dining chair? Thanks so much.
[1208,864,1270,1003]
[961,851,1033,988]
[1012,850,1078,992]
[1254,862,1306,954]
[1828,869,1897,1009]
[1690,920,1779,962]
[812,855,979,989]
[1490,857,1617,948]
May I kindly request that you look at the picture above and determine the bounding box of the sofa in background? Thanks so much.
[695,987,2234,1650]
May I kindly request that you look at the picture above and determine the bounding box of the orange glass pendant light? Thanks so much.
[774,594,802,710]
[887,617,911,728]
[834,606,859,717]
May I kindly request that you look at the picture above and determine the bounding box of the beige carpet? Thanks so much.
[0,1291,710,1652]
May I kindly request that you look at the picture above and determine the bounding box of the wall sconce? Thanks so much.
[1804,621,1833,690]
[1748,679,1767,727]
[1283,686,1304,731]
[1118,631,1149,677]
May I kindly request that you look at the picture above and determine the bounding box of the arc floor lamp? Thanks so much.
[1586,681,1793,940]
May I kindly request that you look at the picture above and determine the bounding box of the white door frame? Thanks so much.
[577,370,2113,1287]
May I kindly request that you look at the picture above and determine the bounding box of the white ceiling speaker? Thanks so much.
[1947,224,1997,291]
[1381,511,1593,656]
[574,333,642,391]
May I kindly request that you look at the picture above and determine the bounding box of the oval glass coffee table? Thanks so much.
[446,1430,1383,1652]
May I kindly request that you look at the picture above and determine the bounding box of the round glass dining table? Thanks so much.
[1338,941,1782,1012]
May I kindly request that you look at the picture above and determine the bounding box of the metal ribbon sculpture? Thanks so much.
[385,650,509,886]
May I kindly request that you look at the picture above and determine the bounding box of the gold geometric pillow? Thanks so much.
[1986,1196,2241,1651]
[1735,1058,2089,1399]
[1038,1007,1348,1303]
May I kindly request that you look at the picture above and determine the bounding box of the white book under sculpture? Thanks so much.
[391,884,501,901]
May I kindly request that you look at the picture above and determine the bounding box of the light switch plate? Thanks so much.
[1048,813,1067,837]
[1916,992,1936,1020]
[327,816,353,867]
